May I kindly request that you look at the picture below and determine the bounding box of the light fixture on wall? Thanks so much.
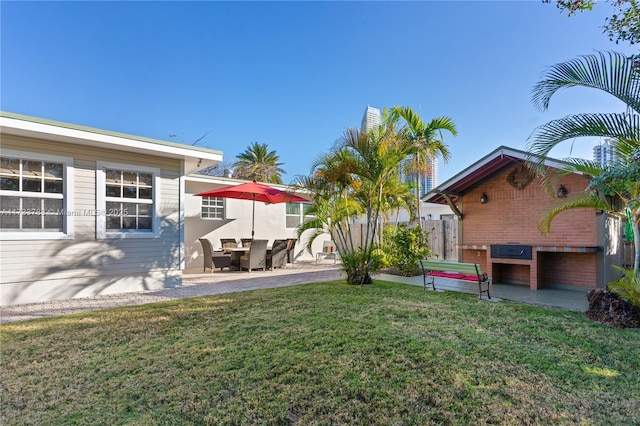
[557,184,568,198]
[480,192,488,204]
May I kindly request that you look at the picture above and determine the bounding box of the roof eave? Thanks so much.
[0,112,223,174]
[422,145,587,205]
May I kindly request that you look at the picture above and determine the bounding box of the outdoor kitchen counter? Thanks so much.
[458,244,599,253]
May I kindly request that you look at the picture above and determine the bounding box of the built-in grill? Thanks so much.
[490,244,532,260]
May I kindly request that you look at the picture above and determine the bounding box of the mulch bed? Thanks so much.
[586,289,640,328]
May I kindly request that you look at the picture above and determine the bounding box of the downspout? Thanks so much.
[179,163,186,273]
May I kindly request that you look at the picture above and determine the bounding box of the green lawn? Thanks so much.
[2,280,639,425]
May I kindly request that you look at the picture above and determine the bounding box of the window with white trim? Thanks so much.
[285,202,313,228]
[201,196,224,219]
[97,162,159,238]
[0,152,73,239]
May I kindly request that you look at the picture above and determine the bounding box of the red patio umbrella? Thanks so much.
[195,180,309,238]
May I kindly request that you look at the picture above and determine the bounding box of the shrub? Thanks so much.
[382,224,432,276]
[340,247,382,285]
[607,266,640,309]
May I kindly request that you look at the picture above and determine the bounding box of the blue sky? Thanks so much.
[1,1,636,184]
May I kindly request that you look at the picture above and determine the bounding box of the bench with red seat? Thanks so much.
[418,259,492,299]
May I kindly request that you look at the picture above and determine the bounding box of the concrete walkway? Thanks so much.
[0,261,344,323]
[1,263,590,324]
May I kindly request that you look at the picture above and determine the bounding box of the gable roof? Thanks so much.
[0,111,223,174]
[423,146,580,205]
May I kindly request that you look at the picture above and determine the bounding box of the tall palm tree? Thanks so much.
[297,122,412,284]
[382,177,418,227]
[527,51,640,274]
[233,142,285,184]
[390,106,457,223]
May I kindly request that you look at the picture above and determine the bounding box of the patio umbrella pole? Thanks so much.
[251,194,255,239]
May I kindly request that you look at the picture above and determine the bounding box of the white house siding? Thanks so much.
[0,134,183,306]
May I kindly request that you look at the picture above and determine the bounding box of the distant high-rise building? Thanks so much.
[593,139,619,166]
[400,157,438,198]
[421,157,438,195]
[361,106,381,132]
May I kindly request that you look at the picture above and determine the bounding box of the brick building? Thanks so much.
[423,146,624,290]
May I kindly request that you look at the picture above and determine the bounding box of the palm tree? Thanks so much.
[390,106,457,223]
[233,142,285,184]
[527,51,640,274]
[382,177,418,227]
[296,122,412,284]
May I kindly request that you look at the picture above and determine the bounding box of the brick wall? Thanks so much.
[538,252,598,288]
[459,163,598,289]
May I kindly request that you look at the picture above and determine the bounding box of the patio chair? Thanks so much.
[199,238,232,272]
[316,240,338,264]
[220,238,238,249]
[267,239,288,270]
[239,239,268,272]
[285,238,297,264]
[241,238,253,248]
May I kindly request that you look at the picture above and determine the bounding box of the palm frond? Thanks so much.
[538,192,610,235]
[607,266,640,308]
[615,138,640,158]
[537,158,602,196]
[556,157,604,176]
[391,106,425,132]
[526,112,640,172]
[424,116,458,137]
[532,51,640,113]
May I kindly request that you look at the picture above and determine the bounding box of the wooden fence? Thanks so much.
[421,219,458,261]
[339,219,459,261]
[623,242,635,269]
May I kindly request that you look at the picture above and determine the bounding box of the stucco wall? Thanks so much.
[184,178,327,272]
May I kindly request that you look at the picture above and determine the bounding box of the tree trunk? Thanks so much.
[633,218,639,275]
[347,268,372,285]
[416,171,422,225]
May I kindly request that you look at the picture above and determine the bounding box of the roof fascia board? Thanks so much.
[422,146,512,200]
[0,112,222,163]
[186,175,242,186]
[423,145,585,201]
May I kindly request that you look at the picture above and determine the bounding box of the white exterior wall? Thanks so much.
[357,203,455,224]
[184,176,326,272]
[0,134,183,306]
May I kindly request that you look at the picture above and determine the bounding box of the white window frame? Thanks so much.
[285,202,313,229]
[0,149,74,240]
[96,161,160,239]
[201,196,225,220]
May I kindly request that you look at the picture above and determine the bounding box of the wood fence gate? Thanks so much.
[420,219,458,261]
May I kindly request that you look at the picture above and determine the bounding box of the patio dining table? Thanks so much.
[222,247,250,270]
[222,245,273,271]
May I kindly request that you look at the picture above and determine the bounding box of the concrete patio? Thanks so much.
[376,272,590,312]
[1,261,591,324]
